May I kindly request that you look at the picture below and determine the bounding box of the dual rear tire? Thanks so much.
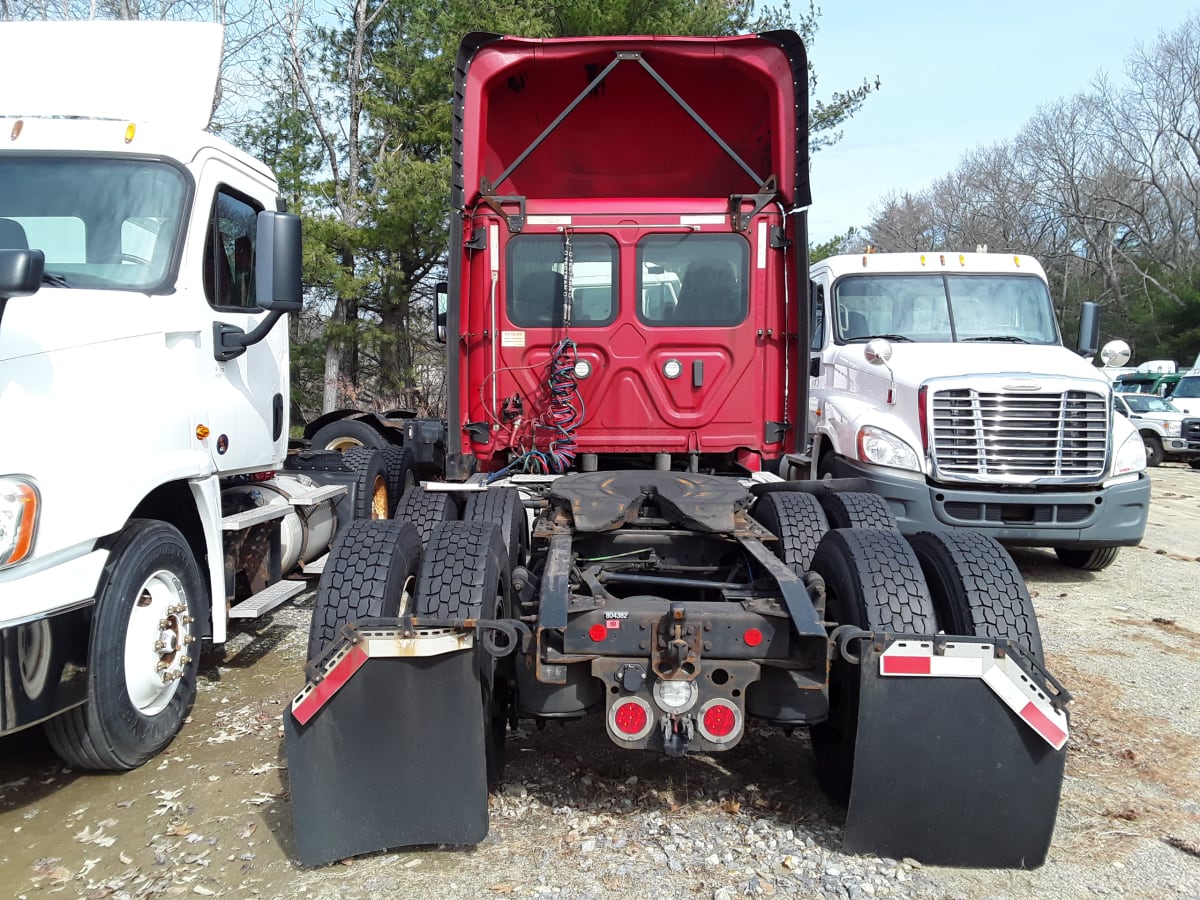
[808,521,1040,803]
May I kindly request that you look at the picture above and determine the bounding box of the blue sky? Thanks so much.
[805,2,1200,242]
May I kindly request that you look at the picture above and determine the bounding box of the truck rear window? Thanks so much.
[506,234,618,328]
[637,234,748,327]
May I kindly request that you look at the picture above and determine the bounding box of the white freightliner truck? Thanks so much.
[807,251,1148,571]
[0,21,386,770]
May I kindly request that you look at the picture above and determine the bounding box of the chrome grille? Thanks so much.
[929,388,1109,480]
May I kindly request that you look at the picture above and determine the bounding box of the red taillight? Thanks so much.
[588,623,607,642]
[696,699,742,744]
[702,703,736,737]
[743,627,763,648]
[614,701,648,735]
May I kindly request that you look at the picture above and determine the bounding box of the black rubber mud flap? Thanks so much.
[843,641,1067,868]
[284,647,487,867]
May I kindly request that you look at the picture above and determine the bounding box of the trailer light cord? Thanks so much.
[487,338,585,481]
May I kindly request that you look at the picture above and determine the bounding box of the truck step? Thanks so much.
[301,553,329,576]
[222,503,290,531]
[288,483,347,506]
[229,580,307,619]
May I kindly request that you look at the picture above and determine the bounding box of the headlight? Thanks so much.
[856,426,921,472]
[1162,421,1181,437]
[0,477,39,569]
[1113,431,1148,476]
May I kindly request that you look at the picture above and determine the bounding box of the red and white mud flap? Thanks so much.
[283,624,487,867]
[842,634,1071,868]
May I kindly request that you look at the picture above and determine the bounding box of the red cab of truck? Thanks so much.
[445,32,812,479]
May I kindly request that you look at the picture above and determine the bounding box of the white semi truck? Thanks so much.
[0,21,386,770]
[807,251,1148,571]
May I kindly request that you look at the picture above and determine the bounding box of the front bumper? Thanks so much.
[825,456,1150,547]
[0,604,89,735]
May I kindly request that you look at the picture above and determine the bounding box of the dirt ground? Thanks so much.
[1,466,1199,898]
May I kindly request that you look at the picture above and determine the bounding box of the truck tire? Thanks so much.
[809,528,936,803]
[907,529,1044,665]
[1142,434,1164,467]
[463,487,528,571]
[306,519,422,662]
[818,491,896,530]
[1054,546,1120,571]
[44,521,203,771]
[1190,459,1200,470]
[394,485,459,545]
[381,446,417,516]
[751,491,829,573]
[415,521,512,786]
[310,418,388,452]
[342,447,390,520]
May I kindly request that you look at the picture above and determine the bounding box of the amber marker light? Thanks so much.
[196,424,211,440]
[10,120,23,141]
[124,123,136,144]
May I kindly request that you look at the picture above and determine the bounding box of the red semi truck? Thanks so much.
[284,31,1070,868]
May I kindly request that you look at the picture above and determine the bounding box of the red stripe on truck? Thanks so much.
[1019,700,1068,751]
[881,655,932,675]
[292,645,368,725]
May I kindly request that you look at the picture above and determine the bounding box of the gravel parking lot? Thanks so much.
[1,466,1198,899]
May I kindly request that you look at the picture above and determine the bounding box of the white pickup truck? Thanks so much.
[807,251,1149,571]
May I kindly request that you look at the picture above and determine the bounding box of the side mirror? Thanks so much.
[1099,339,1131,368]
[435,280,448,344]
[1076,301,1100,357]
[0,248,45,301]
[255,211,302,313]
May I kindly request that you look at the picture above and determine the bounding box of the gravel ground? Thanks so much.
[1,466,1199,899]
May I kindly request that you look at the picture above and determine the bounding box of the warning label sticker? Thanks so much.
[501,331,526,347]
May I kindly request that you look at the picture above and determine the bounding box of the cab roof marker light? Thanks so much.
[10,119,22,141]
[1014,255,1021,267]
[939,254,945,266]
[959,254,966,266]
[124,122,136,143]
[919,254,926,266]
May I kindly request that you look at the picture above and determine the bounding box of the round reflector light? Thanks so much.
[743,627,763,648]
[703,704,736,737]
[696,699,742,744]
[614,702,647,734]
[608,697,654,741]
[588,623,607,642]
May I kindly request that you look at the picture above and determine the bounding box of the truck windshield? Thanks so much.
[0,156,188,293]
[1172,376,1200,399]
[833,273,1059,345]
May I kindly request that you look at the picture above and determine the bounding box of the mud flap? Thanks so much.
[843,637,1068,868]
[284,635,487,867]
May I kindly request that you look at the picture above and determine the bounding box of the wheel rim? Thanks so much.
[125,568,192,716]
[328,437,365,451]
[370,475,389,519]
